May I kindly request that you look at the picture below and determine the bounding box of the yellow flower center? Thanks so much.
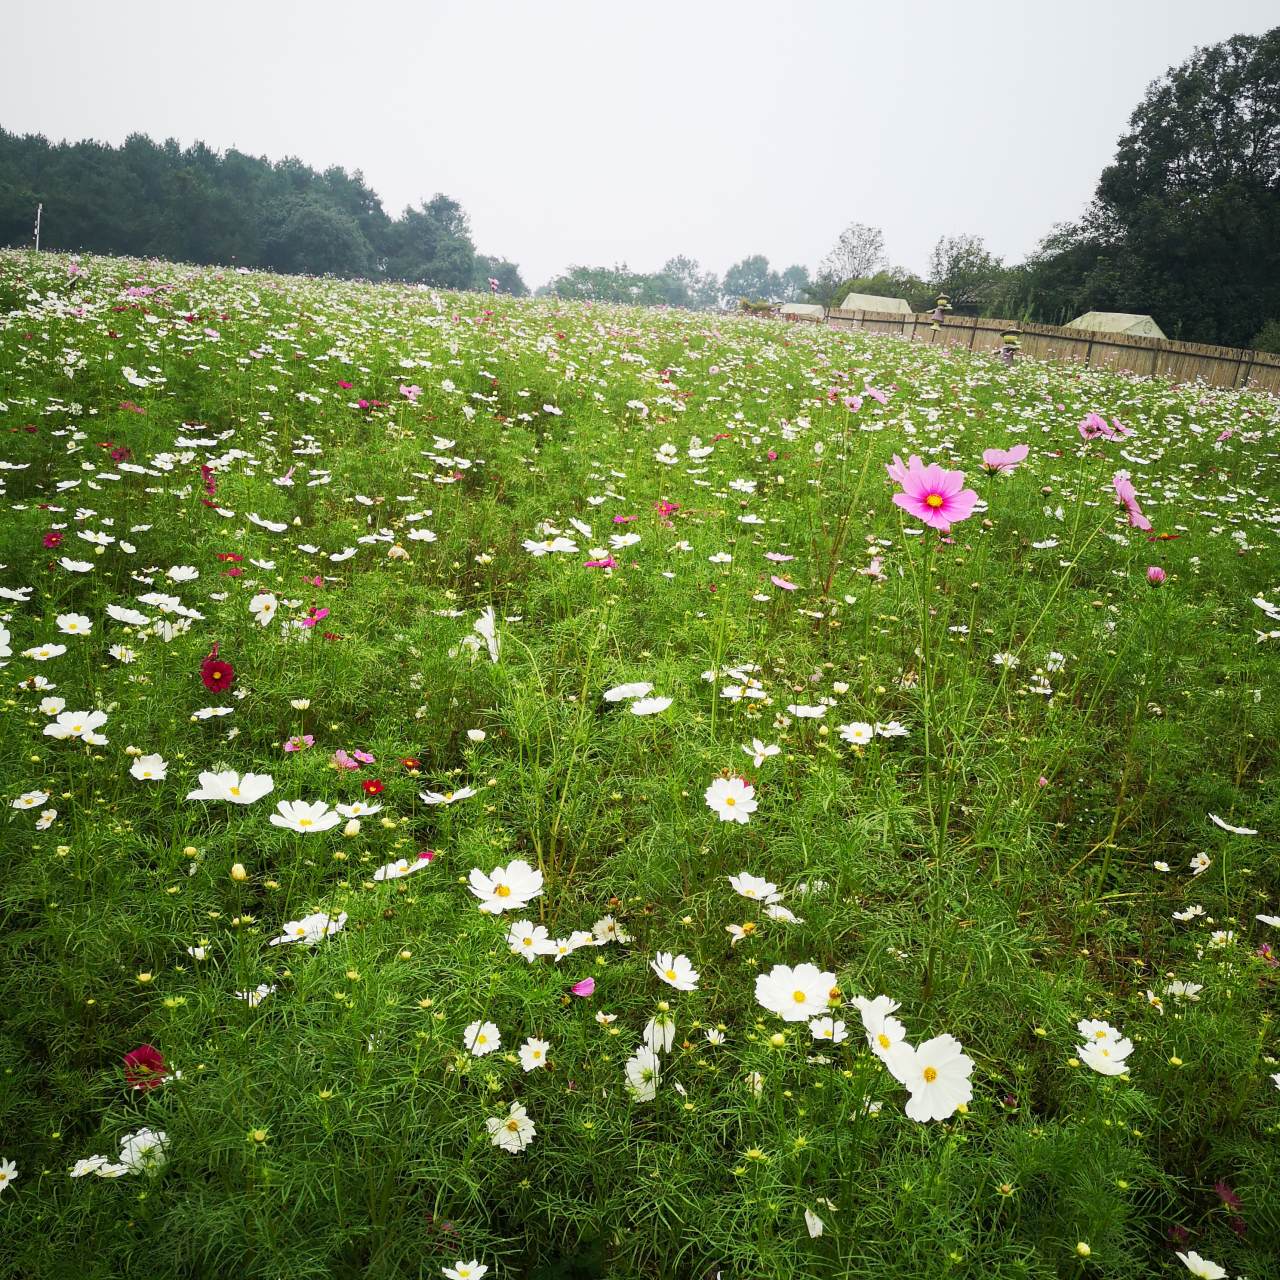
[299,818,313,827]
[724,796,735,806]
[505,1118,520,1131]
[476,1035,487,1045]
[496,884,511,897]
[71,724,83,733]
[444,791,453,800]
[523,937,533,946]
[925,493,944,508]
[922,1066,938,1083]
[792,991,807,1003]
[665,969,677,980]
[877,1033,891,1049]
[229,786,240,796]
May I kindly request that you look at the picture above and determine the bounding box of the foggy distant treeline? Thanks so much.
[0,130,527,294]
[1,26,1277,348]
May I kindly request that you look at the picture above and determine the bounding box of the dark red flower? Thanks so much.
[401,758,421,770]
[124,1043,167,1091]
[43,531,63,549]
[362,778,384,796]
[201,654,235,692]
[1214,1181,1242,1210]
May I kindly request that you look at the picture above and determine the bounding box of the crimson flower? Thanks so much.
[124,1043,167,1091]
[362,779,384,796]
[43,531,63,549]
[201,652,235,692]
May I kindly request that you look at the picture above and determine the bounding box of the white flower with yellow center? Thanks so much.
[468,859,543,914]
[651,951,699,992]
[755,962,838,1023]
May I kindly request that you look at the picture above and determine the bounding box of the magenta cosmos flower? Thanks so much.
[890,456,979,532]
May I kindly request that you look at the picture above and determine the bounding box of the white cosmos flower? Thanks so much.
[1208,812,1257,836]
[742,738,780,767]
[886,1035,975,1122]
[518,1038,550,1072]
[268,911,347,946]
[487,1101,535,1152]
[56,613,92,635]
[755,963,837,1022]
[249,593,278,626]
[468,859,543,914]
[1175,1252,1227,1280]
[463,1020,501,1056]
[838,721,875,746]
[651,951,699,991]
[335,801,382,817]
[522,536,577,556]
[186,770,274,804]
[728,872,780,902]
[786,704,826,719]
[24,643,68,661]
[269,799,341,833]
[853,995,907,1059]
[808,1016,847,1043]
[129,753,168,781]
[629,696,671,715]
[644,1013,676,1054]
[117,1128,168,1174]
[166,565,199,582]
[12,790,51,810]
[705,775,756,822]
[506,920,555,961]
[234,983,277,1007]
[473,607,500,662]
[43,709,109,743]
[624,1046,660,1101]
[372,852,433,881]
[604,681,653,702]
[39,697,66,715]
[419,785,477,805]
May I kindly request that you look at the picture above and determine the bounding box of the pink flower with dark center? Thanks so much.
[982,444,1029,473]
[1112,473,1153,532]
[890,457,979,532]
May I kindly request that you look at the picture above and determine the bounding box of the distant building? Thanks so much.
[838,292,913,315]
[778,302,826,322]
[1065,311,1167,340]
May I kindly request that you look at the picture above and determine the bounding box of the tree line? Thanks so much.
[1,27,1276,346]
[0,130,527,294]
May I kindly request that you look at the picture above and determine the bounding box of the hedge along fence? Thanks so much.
[814,308,1280,395]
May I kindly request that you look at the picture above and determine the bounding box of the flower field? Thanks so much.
[1,249,1278,1279]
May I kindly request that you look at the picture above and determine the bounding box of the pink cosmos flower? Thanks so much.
[1146,565,1166,586]
[584,557,616,569]
[890,457,979,532]
[981,444,1029,473]
[770,575,798,591]
[1078,412,1133,441]
[1111,473,1153,531]
[399,384,422,401]
[885,454,911,486]
[843,395,863,412]
[764,552,795,563]
[283,734,314,753]
[332,750,359,771]
[865,386,888,405]
[570,977,595,997]
[353,749,375,764]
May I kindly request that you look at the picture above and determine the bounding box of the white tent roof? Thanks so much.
[778,302,826,319]
[1065,311,1166,339]
[839,292,913,315]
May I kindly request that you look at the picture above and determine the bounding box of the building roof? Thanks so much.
[778,302,826,319]
[838,292,913,315]
[1065,311,1167,339]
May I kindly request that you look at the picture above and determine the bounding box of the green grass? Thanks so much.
[0,249,1277,1280]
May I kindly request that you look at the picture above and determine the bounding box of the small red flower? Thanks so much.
[43,531,63,549]
[401,758,421,770]
[362,779,384,796]
[201,648,235,692]
[124,1043,167,1091]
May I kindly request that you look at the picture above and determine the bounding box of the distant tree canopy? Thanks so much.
[722,255,809,304]
[539,257,726,310]
[0,129,528,294]
[1010,28,1280,344]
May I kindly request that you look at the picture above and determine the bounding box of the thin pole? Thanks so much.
[34,203,42,251]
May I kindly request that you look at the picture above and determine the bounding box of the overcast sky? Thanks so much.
[4,1,1275,287]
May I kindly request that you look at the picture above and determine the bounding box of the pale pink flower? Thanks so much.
[981,444,1029,473]
[1112,472,1152,531]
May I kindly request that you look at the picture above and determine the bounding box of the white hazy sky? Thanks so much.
[3,1,1276,287]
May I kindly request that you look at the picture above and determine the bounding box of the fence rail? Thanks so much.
[801,308,1280,395]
